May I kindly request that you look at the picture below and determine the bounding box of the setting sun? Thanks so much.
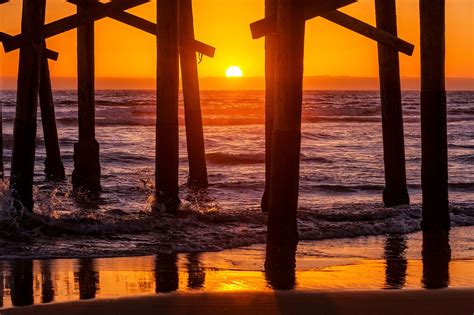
[226,66,243,78]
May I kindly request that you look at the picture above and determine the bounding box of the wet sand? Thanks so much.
[3,289,473,315]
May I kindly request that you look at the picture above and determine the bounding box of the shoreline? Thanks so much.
[3,289,473,315]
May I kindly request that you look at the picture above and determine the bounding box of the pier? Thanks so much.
[1,0,451,265]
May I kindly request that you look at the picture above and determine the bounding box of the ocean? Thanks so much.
[0,90,472,258]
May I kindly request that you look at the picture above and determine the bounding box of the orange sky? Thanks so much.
[1,0,473,89]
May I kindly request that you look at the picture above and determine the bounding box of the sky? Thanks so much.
[0,0,473,89]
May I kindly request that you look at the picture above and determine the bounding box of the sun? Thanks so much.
[226,66,243,78]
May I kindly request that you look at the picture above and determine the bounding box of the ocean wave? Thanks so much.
[206,152,265,165]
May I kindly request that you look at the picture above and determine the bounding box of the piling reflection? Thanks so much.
[155,254,179,293]
[76,258,99,300]
[264,245,297,290]
[10,260,33,307]
[40,260,54,303]
[186,253,205,289]
[422,230,451,289]
[384,235,407,289]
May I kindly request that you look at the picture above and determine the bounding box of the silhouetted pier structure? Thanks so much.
[1,0,451,261]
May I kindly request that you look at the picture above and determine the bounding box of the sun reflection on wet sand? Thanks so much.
[0,228,473,309]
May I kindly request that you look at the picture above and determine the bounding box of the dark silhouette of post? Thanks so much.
[422,230,450,288]
[261,0,277,213]
[179,0,208,189]
[383,235,407,289]
[420,0,449,231]
[186,253,205,289]
[155,254,179,293]
[76,258,99,300]
[39,54,65,181]
[10,260,34,307]
[72,0,101,194]
[40,260,55,303]
[375,0,409,207]
[264,244,296,290]
[10,0,47,211]
[155,0,180,213]
[266,0,305,265]
[0,100,3,180]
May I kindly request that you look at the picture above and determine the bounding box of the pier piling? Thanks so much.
[179,0,208,188]
[266,0,305,267]
[10,0,46,211]
[39,54,65,181]
[375,0,409,206]
[261,0,277,213]
[155,0,180,213]
[420,0,449,232]
[72,0,101,193]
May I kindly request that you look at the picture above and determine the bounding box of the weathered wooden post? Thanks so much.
[265,0,305,268]
[375,0,409,207]
[72,0,101,193]
[420,0,449,232]
[155,0,180,213]
[179,0,208,188]
[0,100,3,180]
[39,54,65,180]
[261,0,277,213]
[10,0,46,211]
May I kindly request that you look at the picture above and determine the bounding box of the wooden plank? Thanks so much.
[261,0,277,213]
[10,0,47,211]
[0,32,59,60]
[375,0,409,206]
[39,53,65,180]
[266,0,305,271]
[180,0,208,188]
[2,0,148,52]
[250,0,356,39]
[154,0,180,213]
[72,0,101,193]
[420,0,449,231]
[67,0,215,57]
[321,10,414,56]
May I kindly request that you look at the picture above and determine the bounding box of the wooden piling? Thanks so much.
[10,0,46,211]
[155,0,180,213]
[266,0,305,266]
[375,0,409,207]
[179,0,208,188]
[261,0,277,212]
[39,54,65,181]
[420,0,449,231]
[0,100,3,180]
[72,0,101,193]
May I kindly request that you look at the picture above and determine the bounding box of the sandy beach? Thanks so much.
[2,289,473,315]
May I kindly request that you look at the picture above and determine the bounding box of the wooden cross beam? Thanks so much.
[2,0,148,53]
[67,0,215,57]
[0,32,59,60]
[251,0,356,38]
[250,0,415,56]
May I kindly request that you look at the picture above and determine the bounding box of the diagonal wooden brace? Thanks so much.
[2,0,148,53]
[0,32,59,60]
[67,0,215,57]
[250,0,414,56]
[251,0,356,39]
[321,10,414,56]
